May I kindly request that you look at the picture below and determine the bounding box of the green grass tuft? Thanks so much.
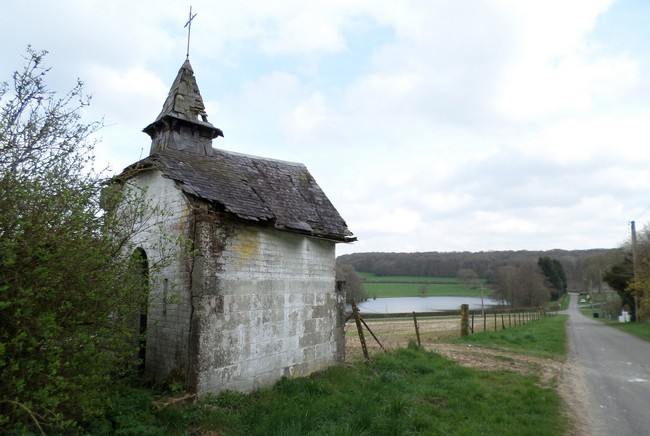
[612,321,650,341]
[131,346,566,435]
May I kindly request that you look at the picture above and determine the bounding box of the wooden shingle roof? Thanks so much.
[124,148,355,242]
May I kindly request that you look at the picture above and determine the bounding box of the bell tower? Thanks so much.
[143,60,223,156]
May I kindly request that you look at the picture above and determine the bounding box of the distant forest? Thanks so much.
[338,249,622,291]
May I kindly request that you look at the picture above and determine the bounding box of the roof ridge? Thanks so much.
[211,148,306,168]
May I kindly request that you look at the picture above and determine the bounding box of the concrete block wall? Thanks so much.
[120,170,345,392]
[192,214,343,395]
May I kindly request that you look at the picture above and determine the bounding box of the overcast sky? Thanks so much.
[2,0,649,255]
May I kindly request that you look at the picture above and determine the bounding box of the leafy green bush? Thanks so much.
[0,48,153,432]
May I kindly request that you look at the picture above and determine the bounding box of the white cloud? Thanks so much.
[349,205,422,235]
[283,91,345,144]
[87,66,168,123]
[496,53,639,121]
[3,0,649,255]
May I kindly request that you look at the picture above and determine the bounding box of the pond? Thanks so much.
[350,296,503,314]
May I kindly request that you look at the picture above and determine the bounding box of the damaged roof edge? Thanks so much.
[116,149,356,243]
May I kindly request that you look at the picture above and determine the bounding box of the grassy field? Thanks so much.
[359,273,462,283]
[452,315,568,359]
[587,292,618,304]
[87,317,569,435]
[359,272,487,298]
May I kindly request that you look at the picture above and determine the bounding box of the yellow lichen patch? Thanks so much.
[175,202,192,233]
[232,229,259,265]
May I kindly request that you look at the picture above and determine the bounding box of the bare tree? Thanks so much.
[457,267,480,288]
[336,261,366,303]
[492,262,550,307]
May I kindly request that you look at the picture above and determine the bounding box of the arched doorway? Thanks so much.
[131,247,149,373]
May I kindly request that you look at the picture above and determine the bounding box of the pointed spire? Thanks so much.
[144,60,223,156]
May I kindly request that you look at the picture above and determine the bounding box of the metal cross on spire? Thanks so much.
[184,6,197,60]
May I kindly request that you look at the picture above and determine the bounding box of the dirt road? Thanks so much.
[563,293,650,435]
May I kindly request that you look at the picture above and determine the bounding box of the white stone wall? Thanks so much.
[192,214,344,395]
[124,170,195,382]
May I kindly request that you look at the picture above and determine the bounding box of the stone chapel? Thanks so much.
[114,59,355,395]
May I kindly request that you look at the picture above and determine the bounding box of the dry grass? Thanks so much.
[345,314,509,358]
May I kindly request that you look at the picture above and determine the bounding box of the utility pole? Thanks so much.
[631,221,640,322]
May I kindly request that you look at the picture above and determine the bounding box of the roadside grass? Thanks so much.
[97,345,567,435]
[358,273,487,298]
[560,293,570,310]
[578,310,650,342]
[546,294,569,312]
[450,315,568,359]
[613,322,650,341]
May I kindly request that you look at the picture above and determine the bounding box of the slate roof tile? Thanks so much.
[122,148,355,242]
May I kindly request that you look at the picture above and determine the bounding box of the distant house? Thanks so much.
[114,59,355,394]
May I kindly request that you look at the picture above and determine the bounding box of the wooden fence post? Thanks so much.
[351,300,369,361]
[412,312,421,347]
[461,304,469,336]
[360,318,387,353]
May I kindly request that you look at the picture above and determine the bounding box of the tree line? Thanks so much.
[339,248,617,291]
[601,224,650,322]
[338,231,650,322]
[337,248,628,308]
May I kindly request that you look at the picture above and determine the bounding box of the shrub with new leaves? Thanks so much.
[0,47,151,432]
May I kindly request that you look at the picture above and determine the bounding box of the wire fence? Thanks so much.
[344,304,553,361]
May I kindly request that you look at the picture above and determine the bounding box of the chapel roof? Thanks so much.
[122,59,355,243]
[122,148,356,243]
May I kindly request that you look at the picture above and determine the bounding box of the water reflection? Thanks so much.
[351,296,502,314]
